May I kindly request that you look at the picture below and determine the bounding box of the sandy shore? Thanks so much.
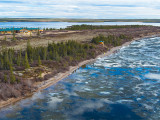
[0,34,159,109]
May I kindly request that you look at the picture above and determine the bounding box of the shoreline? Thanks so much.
[0,33,159,109]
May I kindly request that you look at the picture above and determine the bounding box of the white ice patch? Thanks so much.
[116,99,133,103]
[100,86,104,88]
[83,87,92,91]
[142,62,156,67]
[48,97,63,109]
[143,104,153,110]
[136,98,142,101]
[103,63,121,67]
[49,93,59,96]
[93,63,102,67]
[119,87,124,90]
[144,73,160,80]
[100,92,111,95]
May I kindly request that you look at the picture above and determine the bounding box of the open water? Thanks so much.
[0,37,160,120]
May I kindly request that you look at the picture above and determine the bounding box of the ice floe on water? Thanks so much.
[144,73,160,80]
[116,99,134,103]
[48,92,59,96]
[99,91,111,95]
[89,37,160,119]
[119,87,124,90]
[1,37,160,120]
[143,104,153,110]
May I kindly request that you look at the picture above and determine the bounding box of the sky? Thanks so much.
[0,0,160,19]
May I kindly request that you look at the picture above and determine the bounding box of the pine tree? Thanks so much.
[24,52,30,69]
[10,71,16,84]
[0,58,4,69]
[10,64,16,84]
[4,36,7,41]
[37,28,40,36]
[43,48,47,60]
[55,51,60,61]
[9,61,13,71]
[8,49,13,65]
[12,28,17,41]
[49,51,53,60]
[17,51,22,66]
[30,32,32,37]
[3,51,10,70]
[38,55,42,66]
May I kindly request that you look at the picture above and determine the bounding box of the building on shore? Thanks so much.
[0,28,43,35]
[99,41,104,46]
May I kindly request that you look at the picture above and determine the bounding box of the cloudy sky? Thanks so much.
[0,0,160,18]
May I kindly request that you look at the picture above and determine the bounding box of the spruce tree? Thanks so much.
[10,64,16,84]
[55,51,60,61]
[0,58,4,69]
[17,51,21,66]
[10,71,16,84]
[37,28,40,36]
[4,36,7,41]
[3,51,10,70]
[43,48,47,60]
[30,32,32,37]
[24,52,30,69]
[38,55,42,66]
[12,29,17,41]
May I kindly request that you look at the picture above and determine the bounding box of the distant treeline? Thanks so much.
[43,28,57,30]
[42,25,147,31]
[64,25,146,30]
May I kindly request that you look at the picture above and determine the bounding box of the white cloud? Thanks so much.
[0,0,160,18]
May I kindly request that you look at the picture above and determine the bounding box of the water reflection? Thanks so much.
[0,37,160,119]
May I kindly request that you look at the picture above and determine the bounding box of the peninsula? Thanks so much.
[0,25,160,108]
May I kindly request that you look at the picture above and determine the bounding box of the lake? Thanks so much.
[1,22,160,29]
[0,36,160,120]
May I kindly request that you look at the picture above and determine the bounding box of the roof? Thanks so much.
[0,28,40,32]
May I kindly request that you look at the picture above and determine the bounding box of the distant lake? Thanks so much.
[1,22,160,29]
